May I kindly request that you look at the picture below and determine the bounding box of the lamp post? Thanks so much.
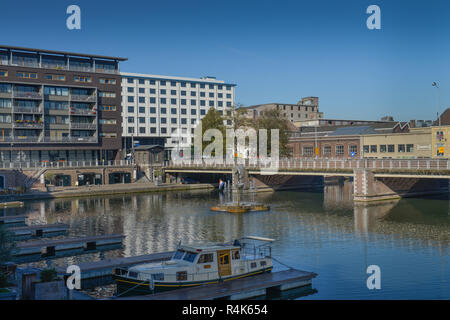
[432,82,441,127]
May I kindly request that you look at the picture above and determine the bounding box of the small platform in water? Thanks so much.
[210,204,270,213]
[117,269,317,300]
[10,223,69,240]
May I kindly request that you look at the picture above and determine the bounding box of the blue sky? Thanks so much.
[1,0,449,121]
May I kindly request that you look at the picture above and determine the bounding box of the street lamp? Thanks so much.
[432,82,441,127]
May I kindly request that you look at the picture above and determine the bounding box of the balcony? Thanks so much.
[70,94,97,103]
[13,121,44,129]
[0,136,98,144]
[13,91,42,99]
[70,123,97,130]
[13,106,42,114]
[70,108,97,116]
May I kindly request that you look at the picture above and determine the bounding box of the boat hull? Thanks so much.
[114,267,273,297]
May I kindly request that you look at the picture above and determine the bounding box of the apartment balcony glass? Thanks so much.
[70,108,96,116]
[13,91,42,99]
[70,94,97,102]
[13,106,42,113]
[70,122,97,130]
[13,121,44,129]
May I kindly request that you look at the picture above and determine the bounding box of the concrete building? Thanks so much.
[288,122,410,158]
[0,45,126,162]
[361,127,432,159]
[242,97,323,123]
[120,72,236,155]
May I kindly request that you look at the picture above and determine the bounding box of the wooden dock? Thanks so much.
[56,251,174,289]
[14,234,125,257]
[10,223,69,240]
[0,215,28,226]
[117,269,317,300]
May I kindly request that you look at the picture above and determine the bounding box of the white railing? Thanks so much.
[167,157,450,172]
[0,159,135,169]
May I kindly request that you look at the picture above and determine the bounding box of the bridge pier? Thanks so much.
[353,169,401,202]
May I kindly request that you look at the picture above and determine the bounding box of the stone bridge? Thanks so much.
[165,158,450,202]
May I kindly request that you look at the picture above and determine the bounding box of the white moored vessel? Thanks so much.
[113,236,274,296]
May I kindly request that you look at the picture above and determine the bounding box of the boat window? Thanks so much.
[260,261,267,266]
[183,252,198,263]
[197,253,214,264]
[250,262,257,269]
[176,271,187,281]
[232,250,240,260]
[173,249,185,259]
[151,273,164,281]
[128,271,138,278]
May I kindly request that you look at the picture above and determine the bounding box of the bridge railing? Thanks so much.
[166,158,450,171]
[0,159,135,170]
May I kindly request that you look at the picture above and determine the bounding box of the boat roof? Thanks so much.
[179,243,240,252]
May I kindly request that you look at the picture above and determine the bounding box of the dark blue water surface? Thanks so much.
[3,183,449,299]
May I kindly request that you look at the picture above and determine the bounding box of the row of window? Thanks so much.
[302,145,358,156]
[128,127,197,135]
[128,116,198,125]
[126,78,232,90]
[126,87,232,98]
[126,96,232,107]
[363,144,414,153]
[127,106,208,116]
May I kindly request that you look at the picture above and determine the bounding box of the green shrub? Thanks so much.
[40,268,58,283]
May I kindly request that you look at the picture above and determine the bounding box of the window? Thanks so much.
[183,252,198,263]
[226,94,231,99]
[127,96,134,103]
[370,145,377,153]
[173,250,185,259]
[209,92,214,98]
[171,118,177,124]
[139,127,146,134]
[200,92,205,97]
[398,144,405,152]
[44,86,69,96]
[181,109,187,115]
[171,108,177,114]
[139,117,145,124]
[209,84,214,89]
[406,144,414,152]
[74,76,91,83]
[349,145,357,154]
[191,109,196,115]
[161,128,167,134]
[209,101,214,107]
[160,89,166,95]
[0,70,7,77]
[200,100,205,106]
[99,105,116,111]
[160,80,166,86]
[180,82,186,87]
[250,262,257,268]
[181,91,186,96]
[45,74,65,81]
[138,79,145,85]
[160,117,166,124]
[139,107,145,113]
[198,253,214,263]
[260,261,267,266]
[218,101,223,107]
[128,106,134,113]
[191,100,196,106]
[181,99,186,105]
[380,145,387,153]
[100,132,117,138]
[17,72,37,79]
[336,145,344,155]
[302,146,313,156]
[176,271,187,281]
[139,97,145,103]
[127,78,134,84]
[99,91,116,98]
[200,84,205,89]
[190,91,196,97]
[388,144,395,152]
[181,118,187,124]
[232,250,240,260]
[323,146,331,156]
[160,98,166,104]
[171,98,177,105]
[226,86,231,90]
[99,119,116,125]
[170,81,176,87]
[200,109,206,115]
[190,83,196,88]
[150,80,156,85]
[226,102,232,107]
[128,117,134,123]
[150,117,156,123]
[139,88,145,94]
[150,127,156,134]
[151,273,164,281]
[150,107,156,113]
[150,97,156,104]
[161,107,166,114]
[150,89,156,94]
[99,78,116,85]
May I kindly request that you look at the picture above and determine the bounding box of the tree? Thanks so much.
[254,109,291,157]
[0,225,15,264]
[200,108,226,156]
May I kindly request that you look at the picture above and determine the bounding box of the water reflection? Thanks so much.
[2,183,449,299]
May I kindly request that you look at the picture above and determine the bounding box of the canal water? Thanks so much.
[2,183,449,299]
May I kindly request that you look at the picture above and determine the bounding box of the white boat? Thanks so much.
[113,236,274,296]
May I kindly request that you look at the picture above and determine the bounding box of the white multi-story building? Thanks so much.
[120,72,236,156]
